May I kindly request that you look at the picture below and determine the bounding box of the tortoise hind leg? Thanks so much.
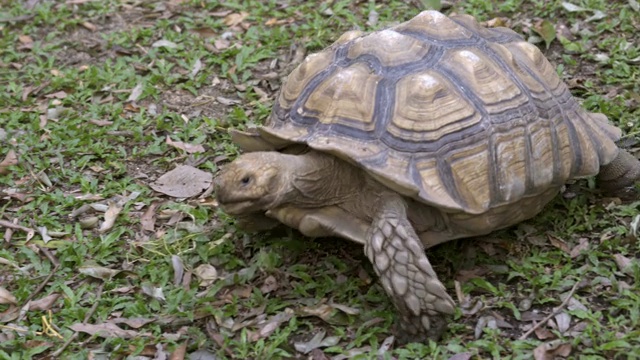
[597,149,640,198]
[364,193,455,343]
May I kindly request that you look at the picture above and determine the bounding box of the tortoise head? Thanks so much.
[215,152,287,215]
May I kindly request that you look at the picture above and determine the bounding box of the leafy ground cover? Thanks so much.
[0,0,639,358]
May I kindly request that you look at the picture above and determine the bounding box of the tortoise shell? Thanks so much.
[252,10,621,214]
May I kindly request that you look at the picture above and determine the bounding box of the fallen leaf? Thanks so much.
[79,264,123,280]
[109,317,155,329]
[194,264,218,286]
[561,2,587,12]
[28,293,61,311]
[554,312,571,333]
[0,287,17,305]
[88,119,113,126]
[127,83,144,102]
[366,9,379,27]
[172,255,184,286]
[534,326,555,340]
[294,330,340,354]
[18,34,33,44]
[330,303,360,315]
[152,39,178,49]
[310,349,330,360]
[140,201,161,232]
[474,315,497,339]
[224,12,248,27]
[259,275,278,294]
[189,27,216,39]
[533,19,556,49]
[0,150,18,175]
[141,283,166,301]
[447,353,473,360]
[37,226,52,243]
[533,340,572,360]
[150,165,213,198]
[81,21,97,31]
[44,91,67,99]
[630,0,640,11]
[547,234,570,254]
[613,254,635,276]
[191,58,202,77]
[68,322,141,339]
[569,238,589,258]
[166,136,205,154]
[0,219,35,241]
[99,201,123,233]
[298,304,334,322]
[216,96,241,106]
[247,310,293,341]
[170,342,187,360]
[214,38,230,50]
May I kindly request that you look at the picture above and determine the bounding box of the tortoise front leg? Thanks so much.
[365,194,456,343]
[597,149,640,198]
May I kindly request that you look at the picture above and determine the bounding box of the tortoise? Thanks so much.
[214,10,640,342]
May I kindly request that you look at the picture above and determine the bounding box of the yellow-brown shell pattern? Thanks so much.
[262,10,621,214]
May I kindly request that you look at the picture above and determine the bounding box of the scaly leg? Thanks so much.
[597,149,640,199]
[365,194,456,343]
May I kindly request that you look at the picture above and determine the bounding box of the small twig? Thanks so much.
[52,282,105,357]
[37,245,60,267]
[519,281,581,340]
[20,265,59,307]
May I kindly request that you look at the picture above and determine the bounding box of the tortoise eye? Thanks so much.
[240,176,251,185]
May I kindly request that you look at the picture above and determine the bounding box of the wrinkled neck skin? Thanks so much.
[281,151,366,208]
[279,151,444,235]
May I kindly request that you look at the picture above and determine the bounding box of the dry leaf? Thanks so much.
[150,165,213,198]
[172,255,184,286]
[189,27,216,39]
[260,275,278,294]
[224,12,249,27]
[447,353,473,360]
[166,136,205,154]
[141,201,161,232]
[78,264,123,280]
[214,38,230,50]
[141,283,165,301]
[247,310,293,342]
[569,238,589,258]
[18,34,33,44]
[294,330,340,354]
[534,326,555,340]
[194,264,218,286]
[533,340,572,360]
[0,219,35,241]
[88,119,113,126]
[191,58,202,77]
[298,304,334,322]
[81,21,97,31]
[0,150,18,175]
[68,322,140,339]
[613,254,635,276]
[99,201,123,233]
[152,39,178,49]
[547,234,570,254]
[0,287,17,305]
[109,317,155,329]
[28,293,61,311]
[127,83,144,102]
[44,91,67,99]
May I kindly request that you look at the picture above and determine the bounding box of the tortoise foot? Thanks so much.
[365,194,456,344]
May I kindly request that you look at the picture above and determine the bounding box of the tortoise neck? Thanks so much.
[285,151,363,208]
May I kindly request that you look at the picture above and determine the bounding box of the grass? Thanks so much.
[0,0,639,358]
